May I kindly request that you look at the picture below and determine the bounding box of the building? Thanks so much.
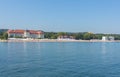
[7,29,44,39]
[58,35,74,40]
[108,36,114,41]
[102,36,114,41]
[102,36,108,41]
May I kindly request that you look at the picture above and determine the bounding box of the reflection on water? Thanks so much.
[101,43,107,55]
[0,42,120,77]
[23,42,27,52]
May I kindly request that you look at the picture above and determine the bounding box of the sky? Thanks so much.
[0,0,120,33]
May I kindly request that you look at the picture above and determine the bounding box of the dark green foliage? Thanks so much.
[1,29,120,40]
[57,32,67,36]
[0,29,8,40]
[44,32,120,40]
[14,36,22,38]
[0,32,8,40]
[44,32,58,39]
[0,29,8,33]
[3,32,8,40]
[73,33,84,40]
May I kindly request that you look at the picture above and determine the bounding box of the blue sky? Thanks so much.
[0,0,120,33]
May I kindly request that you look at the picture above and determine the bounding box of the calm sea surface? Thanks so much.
[0,42,120,77]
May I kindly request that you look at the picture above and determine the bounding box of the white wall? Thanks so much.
[8,32,44,39]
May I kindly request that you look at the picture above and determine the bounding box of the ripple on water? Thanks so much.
[0,42,120,77]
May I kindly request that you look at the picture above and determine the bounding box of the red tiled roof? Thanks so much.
[7,30,24,34]
[28,30,44,34]
[7,30,44,34]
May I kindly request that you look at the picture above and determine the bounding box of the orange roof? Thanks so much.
[7,29,44,34]
[7,30,24,34]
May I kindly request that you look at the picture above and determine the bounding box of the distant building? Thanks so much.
[102,36,108,41]
[7,29,44,39]
[58,35,74,40]
[108,36,114,41]
[102,36,114,41]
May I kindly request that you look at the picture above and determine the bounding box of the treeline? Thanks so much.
[0,29,8,40]
[44,32,120,40]
[0,29,8,33]
[1,28,120,40]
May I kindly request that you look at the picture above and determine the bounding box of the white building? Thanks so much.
[7,29,44,39]
[109,36,114,41]
[102,36,108,41]
[102,36,114,41]
[58,35,75,40]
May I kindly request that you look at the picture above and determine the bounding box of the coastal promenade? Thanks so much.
[0,39,119,42]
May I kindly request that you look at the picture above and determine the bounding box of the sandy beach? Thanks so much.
[0,39,119,42]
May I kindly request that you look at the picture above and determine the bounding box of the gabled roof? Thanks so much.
[7,29,44,34]
[29,30,44,34]
[7,30,24,34]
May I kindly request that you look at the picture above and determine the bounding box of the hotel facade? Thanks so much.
[7,29,44,39]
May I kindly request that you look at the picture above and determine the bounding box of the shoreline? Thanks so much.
[0,39,120,42]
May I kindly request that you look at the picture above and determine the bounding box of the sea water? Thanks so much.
[0,42,120,77]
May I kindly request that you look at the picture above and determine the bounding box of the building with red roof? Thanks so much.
[7,29,44,39]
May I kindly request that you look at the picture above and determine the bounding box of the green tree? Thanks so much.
[74,33,84,40]
[3,32,8,40]
[57,32,66,36]
[83,32,95,40]
[51,35,58,39]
